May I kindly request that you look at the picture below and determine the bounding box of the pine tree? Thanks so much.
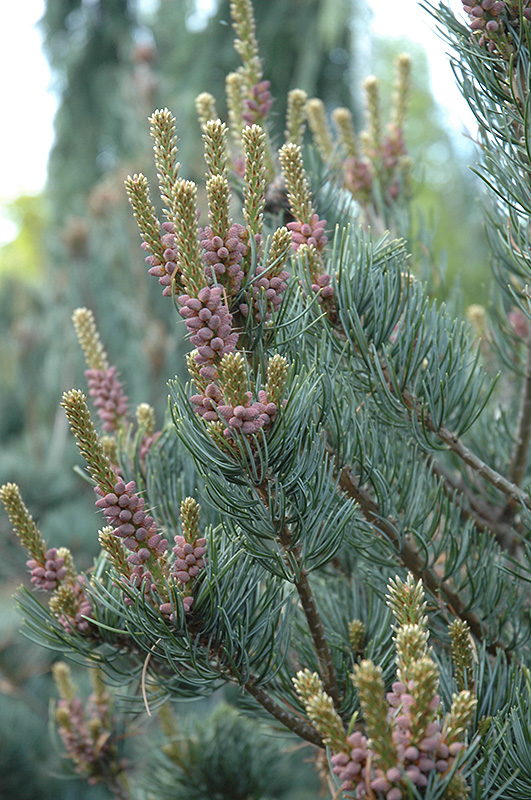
[40,0,142,221]
[5,1,531,798]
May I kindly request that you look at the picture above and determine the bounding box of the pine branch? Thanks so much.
[377,354,531,513]
[428,457,517,553]
[432,414,531,511]
[334,454,512,660]
[335,318,531,516]
[257,485,341,709]
[294,566,341,708]
[244,680,324,748]
[505,329,531,504]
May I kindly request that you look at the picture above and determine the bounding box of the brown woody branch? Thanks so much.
[245,681,324,748]
[332,318,531,517]
[257,484,341,710]
[428,457,517,553]
[335,456,511,659]
[387,368,531,513]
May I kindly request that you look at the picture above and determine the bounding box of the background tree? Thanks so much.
[40,0,145,221]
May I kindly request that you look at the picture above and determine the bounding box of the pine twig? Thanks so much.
[428,457,517,553]
[294,567,341,708]
[244,680,324,748]
[257,484,341,709]
[502,329,531,518]
[385,363,531,513]
[333,325,531,516]
[335,456,511,660]
[429,417,531,511]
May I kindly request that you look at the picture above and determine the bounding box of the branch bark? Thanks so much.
[335,456,512,659]
[332,321,531,515]
[294,566,341,708]
[508,331,531,487]
[428,457,517,553]
[391,369,531,513]
[245,680,324,747]
[257,484,341,709]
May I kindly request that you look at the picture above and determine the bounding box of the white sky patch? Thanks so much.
[368,0,477,139]
[0,0,475,244]
[0,0,56,241]
[186,0,219,31]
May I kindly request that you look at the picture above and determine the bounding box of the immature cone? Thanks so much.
[216,351,278,436]
[98,527,130,578]
[230,0,262,87]
[332,107,358,159]
[136,403,156,435]
[242,79,273,125]
[203,119,229,180]
[327,579,475,799]
[145,219,181,297]
[171,179,205,296]
[292,669,345,752]
[49,578,93,633]
[444,690,477,744]
[343,156,373,198]
[226,71,246,146]
[160,497,207,615]
[196,92,217,127]
[53,663,116,783]
[126,172,178,297]
[199,222,248,293]
[386,573,428,628]
[297,244,334,305]
[72,308,109,372]
[391,54,411,132]
[216,388,278,436]
[362,76,382,156]
[348,619,365,652]
[136,403,161,462]
[168,534,207,612]
[125,173,167,283]
[178,285,239,379]
[94,477,168,596]
[285,88,308,146]
[73,305,129,431]
[330,731,370,794]
[85,366,129,433]
[266,354,289,406]
[242,124,267,239]
[449,619,474,692]
[0,483,68,592]
[278,144,329,267]
[353,660,397,772]
[62,391,169,601]
[27,548,68,592]
[239,226,291,322]
[395,623,430,673]
[149,107,180,220]
[306,98,333,160]
[461,0,531,50]
[333,653,473,799]
[288,214,328,252]
[239,266,289,322]
[279,142,316,226]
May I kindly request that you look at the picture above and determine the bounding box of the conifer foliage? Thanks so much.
[5,1,531,797]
